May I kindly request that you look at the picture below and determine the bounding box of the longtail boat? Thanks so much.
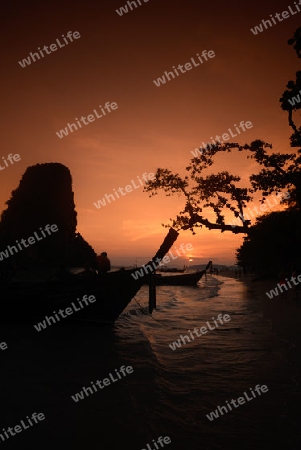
[143,261,212,286]
[0,228,179,325]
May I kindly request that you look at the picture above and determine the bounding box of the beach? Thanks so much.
[1,274,301,449]
[240,274,301,433]
[227,273,301,351]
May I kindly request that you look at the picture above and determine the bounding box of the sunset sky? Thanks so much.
[0,0,299,266]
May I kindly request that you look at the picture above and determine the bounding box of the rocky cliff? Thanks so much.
[0,163,97,267]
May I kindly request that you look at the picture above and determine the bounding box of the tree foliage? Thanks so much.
[236,211,301,274]
[144,29,301,239]
[280,27,301,134]
[144,139,300,234]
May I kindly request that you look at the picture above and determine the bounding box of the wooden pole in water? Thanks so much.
[132,227,178,313]
[147,228,178,313]
[148,271,156,314]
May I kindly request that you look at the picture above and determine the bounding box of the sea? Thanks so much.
[1,274,300,449]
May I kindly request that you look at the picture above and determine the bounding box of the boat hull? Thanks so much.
[0,270,144,326]
[0,228,181,325]
[151,270,205,286]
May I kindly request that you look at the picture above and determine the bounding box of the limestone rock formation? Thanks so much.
[0,163,97,267]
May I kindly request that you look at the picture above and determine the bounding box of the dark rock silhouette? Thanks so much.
[0,163,97,267]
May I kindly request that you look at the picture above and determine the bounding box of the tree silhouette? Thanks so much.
[144,29,301,236]
[236,210,301,274]
[144,139,296,235]
[280,27,301,135]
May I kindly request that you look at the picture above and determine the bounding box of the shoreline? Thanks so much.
[219,273,301,435]
[219,273,301,345]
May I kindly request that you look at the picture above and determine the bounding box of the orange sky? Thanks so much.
[0,0,299,266]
